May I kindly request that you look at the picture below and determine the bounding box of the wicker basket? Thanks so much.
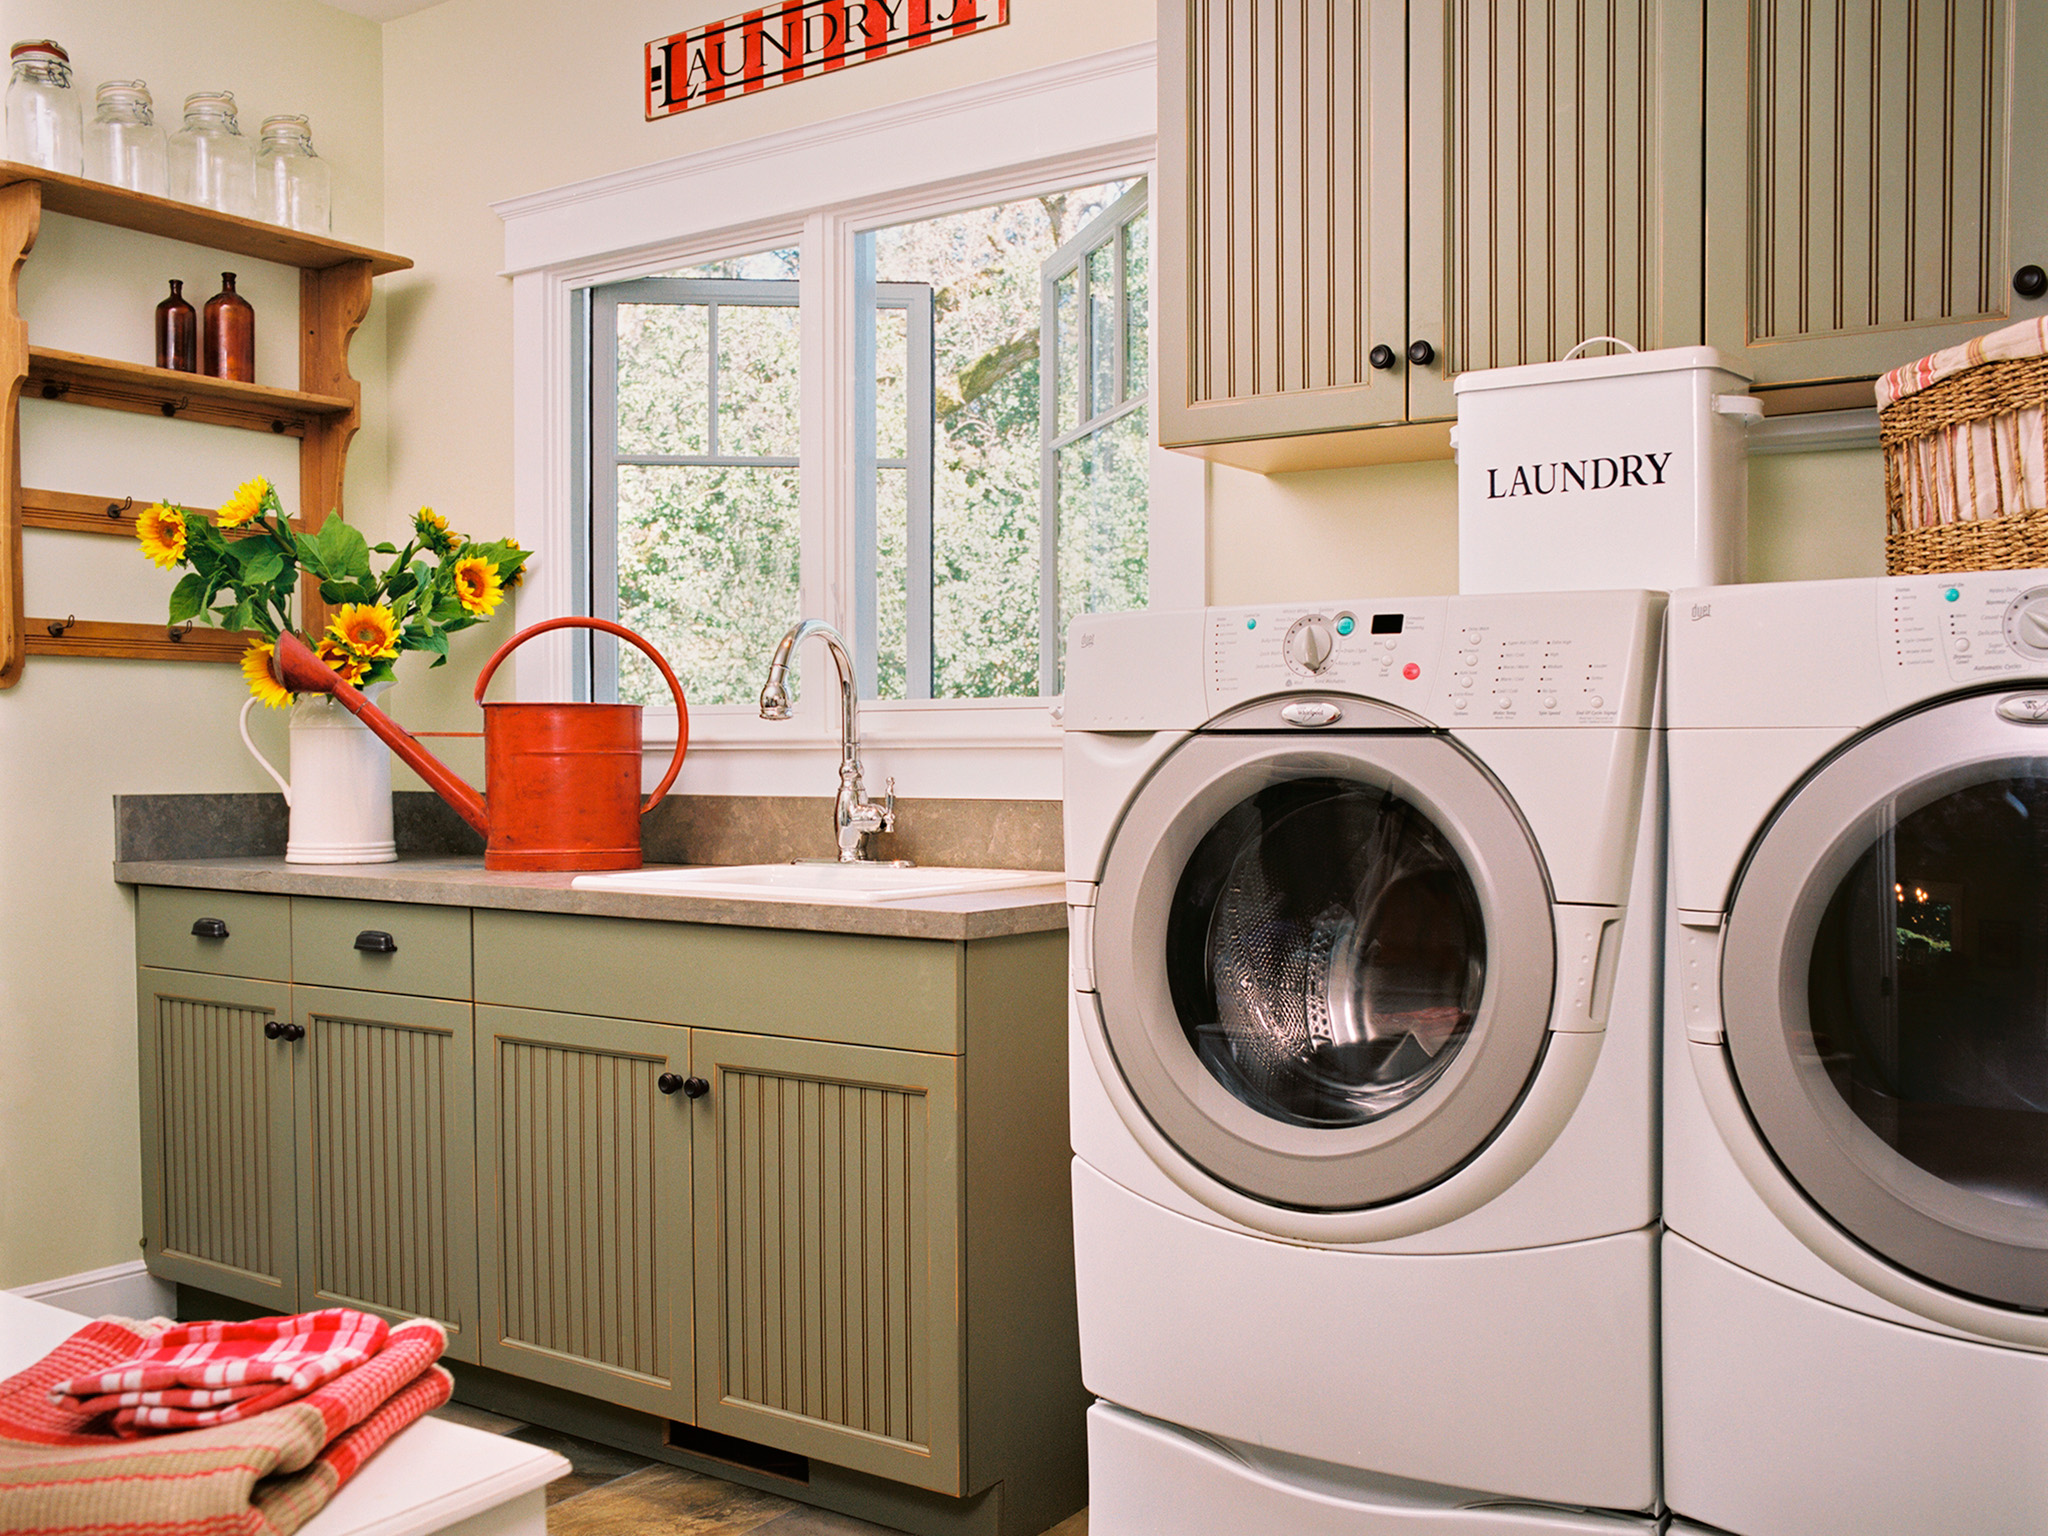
[1880,351,2048,576]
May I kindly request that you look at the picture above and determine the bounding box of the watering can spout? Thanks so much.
[271,631,491,836]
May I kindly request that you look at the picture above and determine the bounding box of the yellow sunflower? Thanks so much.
[453,555,504,617]
[135,503,187,569]
[216,476,271,530]
[315,633,371,685]
[328,603,403,659]
[240,640,293,708]
[413,506,460,555]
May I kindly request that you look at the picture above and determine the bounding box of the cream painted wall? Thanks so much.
[1204,446,1888,603]
[0,0,386,1286]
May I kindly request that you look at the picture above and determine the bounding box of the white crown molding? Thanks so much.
[493,41,1158,275]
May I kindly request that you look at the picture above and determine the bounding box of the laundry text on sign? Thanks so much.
[1484,453,1676,500]
[646,0,1010,118]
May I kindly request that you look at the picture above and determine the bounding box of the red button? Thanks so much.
[1402,662,1421,680]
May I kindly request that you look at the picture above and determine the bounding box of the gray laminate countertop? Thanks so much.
[113,856,1068,942]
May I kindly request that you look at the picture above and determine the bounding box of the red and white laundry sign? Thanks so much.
[645,0,1009,117]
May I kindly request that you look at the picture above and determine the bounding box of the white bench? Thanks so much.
[0,1291,568,1536]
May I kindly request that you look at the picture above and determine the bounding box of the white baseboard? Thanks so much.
[10,1260,176,1320]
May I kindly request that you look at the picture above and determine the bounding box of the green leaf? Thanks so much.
[241,549,284,586]
[167,573,207,625]
[371,542,399,555]
[314,514,372,579]
[226,597,253,633]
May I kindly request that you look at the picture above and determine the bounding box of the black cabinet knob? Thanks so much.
[191,918,228,940]
[658,1072,685,1095]
[2016,265,2047,300]
[281,1022,305,1042]
[683,1075,710,1099]
[353,930,398,954]
[658,1072,711,1099]
[1407,339,1436,367]
[1368,343,1397,371]
[263,1020,284,1040]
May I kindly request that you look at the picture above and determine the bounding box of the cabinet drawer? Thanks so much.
[474,911,963,1055]
[291,898,471,999]
[136,887,291,980]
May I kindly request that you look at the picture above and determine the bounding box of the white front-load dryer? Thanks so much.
[1064,590,1666,1533]
[1664,572,2048,1536]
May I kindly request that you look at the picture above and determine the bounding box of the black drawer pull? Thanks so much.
[353,930,398,954]
[191,918,229,940]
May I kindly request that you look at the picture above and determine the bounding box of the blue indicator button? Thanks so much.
[1246,618,1257,629]
[1945,588,1961,602]
[1335,616,1356,636]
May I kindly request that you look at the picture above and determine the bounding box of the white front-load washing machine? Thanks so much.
[1664,571,2048,1536]
[1063,590,1666,1533]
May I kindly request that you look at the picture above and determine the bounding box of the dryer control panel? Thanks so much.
[1885,573,2048,702]
[1205,592,1659,727]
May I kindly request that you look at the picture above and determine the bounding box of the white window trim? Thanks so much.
[498,41,1199,799]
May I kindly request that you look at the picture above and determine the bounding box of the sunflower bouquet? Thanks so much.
[136,477,531,707]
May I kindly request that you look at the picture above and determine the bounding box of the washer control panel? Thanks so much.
[1207,593,1656,726]
[1887,574,2048,689]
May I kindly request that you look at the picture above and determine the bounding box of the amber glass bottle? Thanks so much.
[154,278,196,372]
[201,271,253,382]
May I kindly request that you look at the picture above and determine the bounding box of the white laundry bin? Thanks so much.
[1454,342,1759,593]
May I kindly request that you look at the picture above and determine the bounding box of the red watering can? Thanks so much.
[273,616,690,872]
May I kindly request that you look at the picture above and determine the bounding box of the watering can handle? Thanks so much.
[473,616,692,814]
[239,695,293,807]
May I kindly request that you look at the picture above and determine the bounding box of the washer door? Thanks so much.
[1723,689,2048,1309]
[1093,723,1556,1211]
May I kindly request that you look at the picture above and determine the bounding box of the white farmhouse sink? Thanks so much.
[570,863,1065,904]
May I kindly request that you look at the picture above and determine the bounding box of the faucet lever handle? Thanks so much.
[883,776,897,828]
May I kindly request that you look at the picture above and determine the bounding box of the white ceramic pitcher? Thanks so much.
[239,683,397,864]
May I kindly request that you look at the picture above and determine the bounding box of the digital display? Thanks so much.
[1370,613,1405,635]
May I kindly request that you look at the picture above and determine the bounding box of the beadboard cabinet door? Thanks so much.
[137,968,298,1311]
[1704,0,2048,389]
[689,1029,963,1494]
[474,1004,695,1421]
[292,985,479,1363]
[1412,0,1705,419]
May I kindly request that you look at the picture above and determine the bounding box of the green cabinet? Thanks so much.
[689,1029,961,1492]
[1703,0,2048,390]
[1158,0,1704,466]
[473,1003,695,1419]
[135,886,1080,1533]
[134,889,481,1361]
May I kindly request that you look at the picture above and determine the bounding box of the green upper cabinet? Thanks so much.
[1157,0,1705,465]
[1704,0,2048,389]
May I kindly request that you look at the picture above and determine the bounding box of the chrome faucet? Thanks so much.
[759,619,898,863]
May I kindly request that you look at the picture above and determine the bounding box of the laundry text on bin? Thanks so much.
[1484,453,1676,500]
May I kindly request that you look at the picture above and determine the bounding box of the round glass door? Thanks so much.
[1723,693,2048,1309]
[1165,776,1487,1130]
[1091,729,1556,1213]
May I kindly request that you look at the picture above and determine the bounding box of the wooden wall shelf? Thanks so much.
[0,161,410,277]
[0,168,409,682]
[27,347,352,436]
[26,617,251,663]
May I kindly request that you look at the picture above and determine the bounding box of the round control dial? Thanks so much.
[2003,587,2048,660]
[1283,615,1339,676]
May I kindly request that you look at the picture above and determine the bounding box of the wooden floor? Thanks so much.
[429,1404,1088,1536]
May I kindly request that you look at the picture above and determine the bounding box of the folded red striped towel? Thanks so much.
[48,1309,389,1435]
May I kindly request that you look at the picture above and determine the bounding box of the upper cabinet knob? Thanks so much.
[1407,340,1437,367]
[1368,344,1397,371]
[658,1072,685,1095]
[2016,265,2048,300]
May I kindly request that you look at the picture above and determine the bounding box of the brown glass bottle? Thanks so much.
[154,279,196,372]
[201,271,254,382]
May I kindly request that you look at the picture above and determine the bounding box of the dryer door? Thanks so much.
[1723,688,2048,1309]
[1091,723,1556,1211]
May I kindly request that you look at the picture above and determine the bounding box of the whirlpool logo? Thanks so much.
[1484,452,1676,499]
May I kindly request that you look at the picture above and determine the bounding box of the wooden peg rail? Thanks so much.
[0,160,410,683]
